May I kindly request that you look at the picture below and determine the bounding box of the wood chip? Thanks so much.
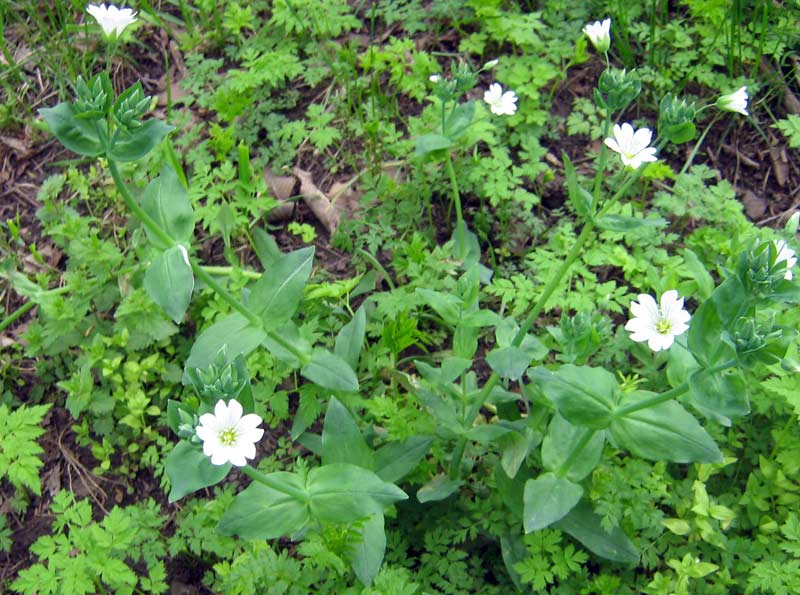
[741,189,768,220]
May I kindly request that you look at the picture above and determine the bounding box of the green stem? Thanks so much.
[444,152,466,258]
[109,160,308,365]
[108,160,174,249]
[447,163,649,479]
[556,428,594,477]
[201,265,260,280]
[679,113,719,176]
[614,359,737,417]
[0,285,72,333]
[242,466,307,501]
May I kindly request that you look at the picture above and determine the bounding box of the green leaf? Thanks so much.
[529,365,618,429]
[688,277,748,366]
[307,464,407,523]
[321,397,373,468]
[687,369,749,426]
[541,414,604,481]
[185,313,266,371]
[140,166,194,244]
[217,472,309,539]
[415,133,453,156]
[595,214,667,232]
[487,346,533,381]
[417,474,463,503]
[348,513,386,587]
[555,501,639,563]
[249,246,314,330]
[143,245,194,323]
[610,391,722,463]
[415,288,462,325]
[563,152,593,218]
[166,399,194,435]
[374,436,434,483]
[301,350,359,392]
[39,102,105,157]
[165,441,230,502]
[334,306,366,369]
[500,531,528,593]
[444,100,475,139]
[107,118,174,162]
[522,472,583,532]
[262,320,311,368]
[499,426,538,478]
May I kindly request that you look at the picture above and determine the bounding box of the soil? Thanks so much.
[1,9,799,592]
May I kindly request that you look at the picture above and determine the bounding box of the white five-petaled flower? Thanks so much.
[774,240,797,280]
[86,3,138,37]
[716,86,749,116]
[582,18,611,53]
[625,290,691,352]
[196,399,264,467]
[604,122,658,169]
[483,83,518,116]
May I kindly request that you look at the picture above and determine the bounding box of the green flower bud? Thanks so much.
[596,68,641,113]
[112,82,152,131]
[658,94,697,144]
[73,73,113,119]
[185,347,250,404]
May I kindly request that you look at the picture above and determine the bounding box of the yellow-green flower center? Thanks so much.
[656,317,672,335]
[219,427,238,446]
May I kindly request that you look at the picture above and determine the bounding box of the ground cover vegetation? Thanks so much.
[1,0,800,593]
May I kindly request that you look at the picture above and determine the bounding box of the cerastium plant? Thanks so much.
[36,8,799,587]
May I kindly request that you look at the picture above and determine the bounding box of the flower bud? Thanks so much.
[658,94,697,144]
[716,86,748,116]
[582,18,611,54]
[185,348,250,404]
[74,73,113,118]
[596,68,641,112]
[112,82,152,131]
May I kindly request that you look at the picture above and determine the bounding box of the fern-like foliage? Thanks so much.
[0,403,51,496]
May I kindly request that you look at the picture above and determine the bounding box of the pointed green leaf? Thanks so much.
[217,472,309,539]
[415,133,452,156]
[39,102,105,157]
[165,441,230,502]
[523,472,583,532]
[185,313,267,371]
[250,246,314,330]
[529,365,618,429]
[107,118,174,162]
[334,306,366,369]
[307,464,407,523]
[321,397,373,468]
[610,391,722,463]
[140,166,194,243]
[143,245,194,323]
[541,414,604,481]
[349,513,386,587]
[374,436,433,483]
[417,474,463,503]
[555,501,639,563]
[302,350,359,392]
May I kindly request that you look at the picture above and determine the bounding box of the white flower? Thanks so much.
[86,3,138,37]
[604,122,658,169]
[582,18,611,53]
[429,74,442,83]
[483,83,517,116]
[625,290,691,352]
[196,399,264,466]
[716,86,748,116]
[774,240,797,280]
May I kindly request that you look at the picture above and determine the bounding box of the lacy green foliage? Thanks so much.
[513,530,588,590]
[0,513,12,553]
[12,492,168,595]
[0,403,50,496]
[167,488,239,560]
[774,115,800,149]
